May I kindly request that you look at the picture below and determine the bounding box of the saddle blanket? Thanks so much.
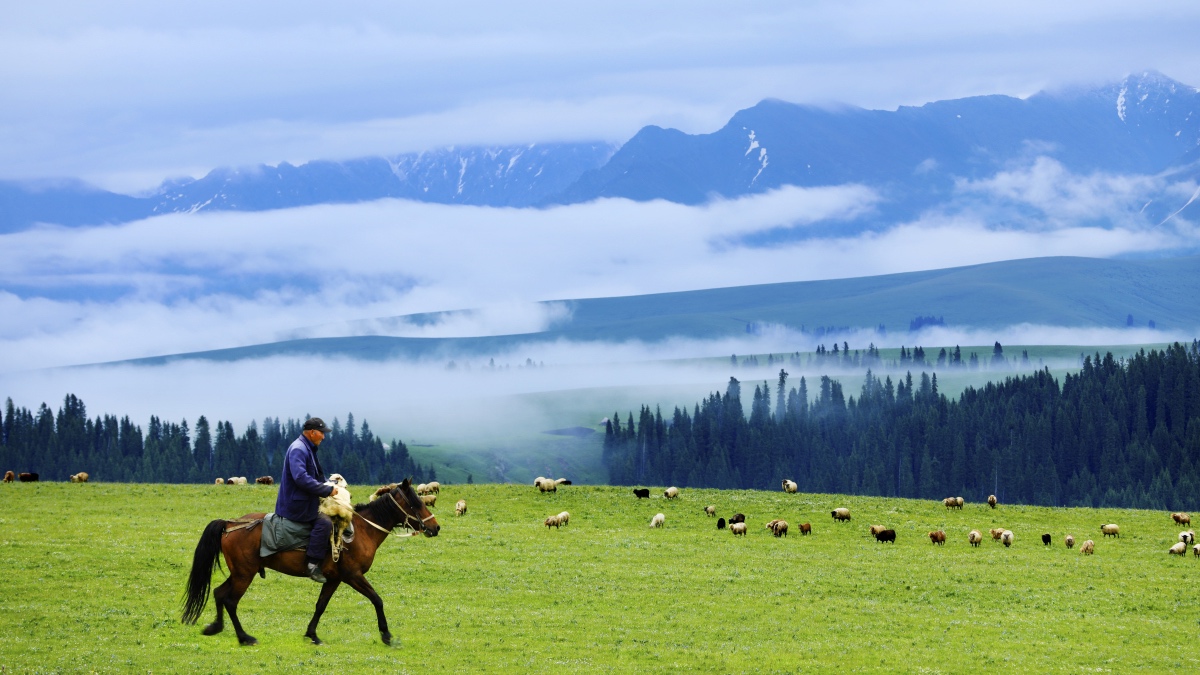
[259,512,311,558]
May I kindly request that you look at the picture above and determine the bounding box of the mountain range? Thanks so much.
[4,71,1199,233]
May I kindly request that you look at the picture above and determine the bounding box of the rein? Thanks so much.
[354,491,433,536]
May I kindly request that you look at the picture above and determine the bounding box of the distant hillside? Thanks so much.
[118,255,1200,365]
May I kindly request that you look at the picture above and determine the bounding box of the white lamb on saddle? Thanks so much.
[319,473,355,559]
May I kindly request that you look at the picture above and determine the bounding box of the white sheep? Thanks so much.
[1079,539,1094,555]
[704,505,716,517]
[782,479,798,493]
[214,477,225,485]
[1169,542,1187,556]
[967,530,982,547]
[664,486,680,499]
[1001,530,1014,547]
[455,499,467,516]
[1101,524,1120,538]
[730,522,747,536]
[650,513,665,528]
[1194,544,1200,558]
[319,473,355,559]
[1180,530,1195,545]
[556,511,570,526]
[420,494,437,506]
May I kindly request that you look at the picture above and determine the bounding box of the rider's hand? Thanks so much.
[330,486,339,497]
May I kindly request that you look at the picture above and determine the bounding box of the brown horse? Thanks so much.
[181,477,439,646]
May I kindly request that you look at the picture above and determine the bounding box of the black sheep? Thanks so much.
[717,518,726,530]
[633,488,650,499]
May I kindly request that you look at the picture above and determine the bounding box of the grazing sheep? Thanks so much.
[704,505,717,517]
[1041,533,1052,546]
[1180,531,1195,545]
[556,511,570,526]
[1169,542,1187,556]
[427,481,441,493]
[831,508,851,522]
[664,486,680,499]
[942,497,957,509]
[717,517,726,530]
[1080,539,1094,555]
[18,473,39,482]
[538,480,557,493]
[1001,530,1014,547]
[766,519,788,537]
[455,500,467,516]
[2,471,13,482]
[1173,512,1191,525]
[955,497,964,509]
[633,488,650,499]
[1065,534,1075,549]
[230,476,247,485]
[730,522,747,536]
[729,513,746,525]
[545,515,562,529]
[420,494,437,506]
[70,472,89,483]
[1194,544,1200,558]
[929,530,946,545]
[1100,524,1120,538]
[534,477,546,487]
[874,529,896,543]
[255,475,274,485]
[987,494,997,509]
[782,479,798,493]
[799,522,812,536]
[869,524,887,537]
[650,513,665,528]
[214,477,224,485]
[370,483,398,501]
[990,528,1005,541]
[968,530,982,547]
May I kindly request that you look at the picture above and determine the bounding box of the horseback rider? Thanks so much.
[276,417,339,582]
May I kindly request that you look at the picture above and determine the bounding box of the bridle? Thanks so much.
[354,488,435,535]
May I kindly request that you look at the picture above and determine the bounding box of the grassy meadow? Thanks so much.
[3,481,1199,673]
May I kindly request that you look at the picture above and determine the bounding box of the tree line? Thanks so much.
[604,342,1200,510]
[0,399,436,487]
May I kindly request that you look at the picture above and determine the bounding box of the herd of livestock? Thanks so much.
[7,468,1198,557]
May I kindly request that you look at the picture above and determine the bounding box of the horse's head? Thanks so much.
[394,478,440,537]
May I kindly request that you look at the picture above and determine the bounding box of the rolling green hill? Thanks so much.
[120,255,1200,365]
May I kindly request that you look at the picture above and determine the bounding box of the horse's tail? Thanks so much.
[181,519,226,625]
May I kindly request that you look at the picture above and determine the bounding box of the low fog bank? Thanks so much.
[0,325,1189,449]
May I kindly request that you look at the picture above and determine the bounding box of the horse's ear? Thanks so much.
[401,477,412,488]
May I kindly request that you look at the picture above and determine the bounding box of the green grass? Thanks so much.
[3,482,1198,673]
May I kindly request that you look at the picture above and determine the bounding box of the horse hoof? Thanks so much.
[239,635,258,646]
[380,632,392,646]
[201,622,223,636]
[306,633,323,645]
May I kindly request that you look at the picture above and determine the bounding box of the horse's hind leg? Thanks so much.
[219,572,259,646]
[304,579,341,645]
[202,578,229,636]
[346,575,391,646]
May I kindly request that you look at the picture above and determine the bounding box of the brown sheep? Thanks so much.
[831,508,851,522]
[704,505,716,517]
[545,515,562,529]
[730,522,747,536]
[782,479,798,493]
[766,519,788,537]
[664,486,680,499]
[990,528,1005,541]
[255,475,274,485]
[70,472,89,483]
[1173,512,1191,525]
[18,473,39,482]
[799,522,811,535]
[1100,524,1120,538]
[942,497,958,509]
[874,529,896,543]
[2,471,13,483]
[968,530,982,547]
[1065,534,1075,548]
[1079,539,1094,555]
[371,483,399,501]
[929,530,946,545]
[987,494,997,509]
[455,500,467,516]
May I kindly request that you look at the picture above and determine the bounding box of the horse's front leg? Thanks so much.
[305,579,341,645]
[346,575,391,645]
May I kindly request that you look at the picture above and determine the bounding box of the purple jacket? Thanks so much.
[275,435,333,522]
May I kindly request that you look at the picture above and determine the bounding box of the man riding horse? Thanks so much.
[277,417,339,582]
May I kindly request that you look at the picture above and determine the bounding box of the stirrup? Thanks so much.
[341,524,355,544]
[307,562,327,583]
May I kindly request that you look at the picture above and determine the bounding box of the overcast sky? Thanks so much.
[3,0,1200,192]
[3,1,1199,436]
